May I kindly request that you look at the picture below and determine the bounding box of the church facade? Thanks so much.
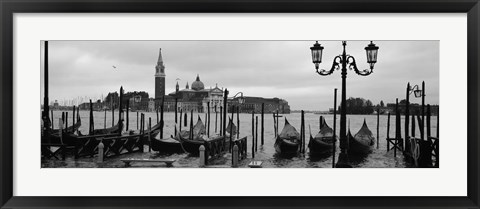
[154,48,225,113]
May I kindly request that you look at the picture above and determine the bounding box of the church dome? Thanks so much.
[191,74,205,91]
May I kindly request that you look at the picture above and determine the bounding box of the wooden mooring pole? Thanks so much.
[421,81,425,143]
[376,108,379,149]
[219,106,223,134]
[332,88,337,168]
[405,82,410,145]
[426,105,431,138]
[251,110,254,155]
[261,103,264,146]
[190,110,193,140]
[230,105,234,152]
[51,110,54,130]
[149,117,152,152]
[300,110,305,153]
[207,101,210,137]
[237,106,240,139]
[255,116,258,152]
[160,96,164,139]
[112,103,114,127]
[72,105,76,128]
[136,111,139,130]
[65,112,68,132]
[394,98,401,157]
[386,112,390,151]
[272,113,276,138]
[126,102,129,131]
[89,100,94,135]
[230,105,234,153]
[222,89,228,137]
[184,111,187,127]
[175,98,178,136]
[141,113,144,152]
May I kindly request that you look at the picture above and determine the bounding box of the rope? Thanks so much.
[410,137,420,167]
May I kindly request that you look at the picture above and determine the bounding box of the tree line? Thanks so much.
[338,97,384,115]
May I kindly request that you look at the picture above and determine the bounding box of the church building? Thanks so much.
[153,48,225,113]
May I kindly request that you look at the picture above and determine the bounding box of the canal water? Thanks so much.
[42,110,438,168]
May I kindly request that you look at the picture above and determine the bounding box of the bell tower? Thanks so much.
[155,48,166,99]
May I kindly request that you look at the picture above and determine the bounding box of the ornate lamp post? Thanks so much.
[310,41,379,167]
[408,84,423,98]
[232,92,245,105]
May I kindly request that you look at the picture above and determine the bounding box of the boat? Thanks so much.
[348,119,375,155]
[150,134,185,154]
[90,120,123,135]
[274,118,301,155]
[308,117,336,156]
[42,115,82,145]
[175,117,208,155]
[51,115,82,137]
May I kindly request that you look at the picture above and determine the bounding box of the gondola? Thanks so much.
[175,117,208,155]
[51,115,82,137]
[42,115,82,145]
[90,120,123,135]
[274,118,301,155]
[348,119,375,155]
[308,117,336,156]
[150,134,185,154]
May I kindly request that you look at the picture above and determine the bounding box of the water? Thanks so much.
[44,110,438,168]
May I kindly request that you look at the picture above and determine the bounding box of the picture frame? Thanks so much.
[1,0,479,208]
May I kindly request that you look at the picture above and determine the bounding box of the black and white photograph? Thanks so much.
[40,40,439,168]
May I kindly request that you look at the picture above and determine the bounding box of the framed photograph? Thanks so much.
[1,0,479,208]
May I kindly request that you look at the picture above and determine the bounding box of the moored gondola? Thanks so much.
[308,117,336,156]
[348,119,375,155]
[150,134,185,154]
[51,115,82,137]
[274,118,301,155]
[175,117,208,155]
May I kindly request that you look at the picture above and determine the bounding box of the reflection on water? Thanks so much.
[43,110,437,168]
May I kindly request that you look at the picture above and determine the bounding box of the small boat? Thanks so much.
[51,115,82,136]
[308,117,336,156]
[90,120,123,135]
[348,119,375,155]
[274,118,301,155]
[42,115,82,145]
[176,117,208,155]
[150,134,185,154]
[137,120,163,137]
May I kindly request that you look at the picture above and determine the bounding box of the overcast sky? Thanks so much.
[40,41,439,111]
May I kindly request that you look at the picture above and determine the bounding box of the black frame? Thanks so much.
[1,0,479,208]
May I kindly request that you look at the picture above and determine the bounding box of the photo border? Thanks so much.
[1,0,479,208]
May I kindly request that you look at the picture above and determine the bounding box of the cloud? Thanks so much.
[41,40,439,110]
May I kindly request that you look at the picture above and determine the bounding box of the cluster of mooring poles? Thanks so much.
[380,81,439,168]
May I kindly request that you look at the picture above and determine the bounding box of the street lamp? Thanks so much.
[408,84,423,98]
[310,41,379,167]
[232,92,245,104]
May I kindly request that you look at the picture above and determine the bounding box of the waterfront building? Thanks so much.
[167,75,225,113]
[228,96,290,114]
